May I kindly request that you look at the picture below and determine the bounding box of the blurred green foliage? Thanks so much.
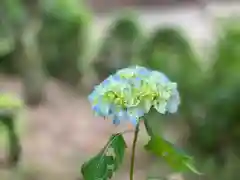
[0,93,23,109]
[0,93,23,167]
[141,27,204,112]
[138,25,240,179]
[39,0,91,86]
[93,13,143,82]
[187,24,240,165]
[0,0,91,105]
[0,0,26,74]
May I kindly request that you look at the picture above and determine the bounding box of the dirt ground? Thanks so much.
[0,75,184,180]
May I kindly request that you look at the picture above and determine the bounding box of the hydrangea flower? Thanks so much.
[88,66,180,126]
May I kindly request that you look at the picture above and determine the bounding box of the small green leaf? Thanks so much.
[81,133,127,180]
[143,111,163,137]
[145,136,201,175]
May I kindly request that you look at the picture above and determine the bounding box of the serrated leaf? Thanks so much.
[81,133,127,180]
[145,136,201,175]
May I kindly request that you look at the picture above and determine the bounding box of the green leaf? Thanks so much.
[143,110,164,137]
[143,117,154,137]
[145,136,201,175]
[81,133,127,180]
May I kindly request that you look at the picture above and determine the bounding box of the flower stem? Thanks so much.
[129,123,140,180]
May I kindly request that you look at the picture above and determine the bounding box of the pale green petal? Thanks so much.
[154,100,167,114]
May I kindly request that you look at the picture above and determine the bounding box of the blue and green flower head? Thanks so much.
[88,66,180,126]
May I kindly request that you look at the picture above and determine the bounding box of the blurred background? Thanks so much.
[0,0,240,179]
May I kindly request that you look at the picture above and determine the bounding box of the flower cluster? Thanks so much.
[88,66,180,126]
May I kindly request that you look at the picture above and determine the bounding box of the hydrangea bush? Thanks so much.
[81,66,200,180]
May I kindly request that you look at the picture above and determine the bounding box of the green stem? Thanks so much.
[129,122,140,180]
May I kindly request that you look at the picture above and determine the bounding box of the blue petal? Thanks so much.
[112,74,122,82]
[152,71,171,83]
[113,116,121,125]
[102,78,111,86]
[154,101,167,114]
[128,115,138,126]
[117,110,128,119]
[92,101,111,117]
[88,91,96,102]
[137,67,151,76]
[92,105,103,116]
[130,77,142,88]
[166,90,180,113]
[128,107,145,117]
